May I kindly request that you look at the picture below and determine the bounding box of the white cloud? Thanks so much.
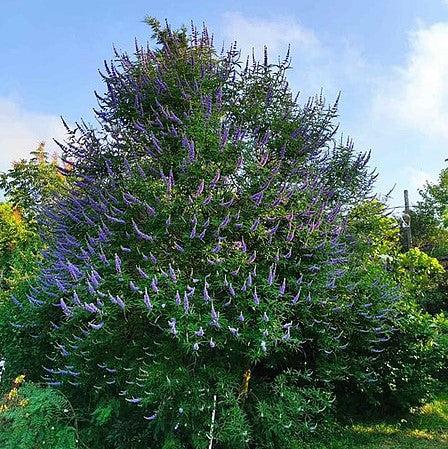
[0,98,66,173]
[221,12,321,61]
[373,22,448,139]
[405,166,435,193]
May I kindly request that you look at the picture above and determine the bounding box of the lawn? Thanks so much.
[310,393,448,449]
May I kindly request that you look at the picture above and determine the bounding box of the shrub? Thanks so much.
[0,375,78,449]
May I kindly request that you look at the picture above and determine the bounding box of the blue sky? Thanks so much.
[1,1,448,205]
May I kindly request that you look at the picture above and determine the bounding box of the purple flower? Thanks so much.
[168,318,177,335]
[202,194,212,206]
[146,204,156,217]
[115,295,126,310]
[151,277,159,293]
[248,251,257,264]
[210,304,219,328]
[195,327,204,337]
[89,321,104,330]
[114,254,122,274]
[59,298,71,317]
[175,290,181,305]
[132,220,153,241]
[150,253,158,264]
[291,289,301,304]
[183,291,190,313]
[238,311,245,322]
[252,287,260,305]
[137,266,149,280]
[143,288,153,311]
[73,291,81,306]
[203,284,211,302]
[279,278,286,296]
[84,302,99,313]
[174,242,184,252]
[143,413,157,421]
[168,264,177,282]
[195,179,205,197]
[250,191,264,206]
[228,326,239,337]
[268,265,276,285]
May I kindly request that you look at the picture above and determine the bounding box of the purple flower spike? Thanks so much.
[248,251,257,264]
[183,291,190,313]
[250,218,260,232]
[137,266,149,280]
[168,318,177,335]
[250,191,264,206]
[228,283,235,297]
[143,414,157,421]
[252,287,260,305]
[59,299,71,317]
[175,290,181,305]
[73,291,81,306]
[210,304,220,328]
[291,289,301,304]
[114,254,122,274]
[279,278,286,296]
[115,295,126,310]
[228,326,239,337]
[203,284,211,302]
[132,220,153,241]
[89,321,104,330]
[151,277,159,293]
[168,264,177,282]
[195,179,205,197]
[238,311,245,322]
[174,242,184,252]
[195,327,204,337]
[150,253,158,264]
[143,288,153,311]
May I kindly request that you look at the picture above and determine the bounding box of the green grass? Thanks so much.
[309,393,448,449]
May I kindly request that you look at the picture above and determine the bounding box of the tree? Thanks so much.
[0,142,69,224]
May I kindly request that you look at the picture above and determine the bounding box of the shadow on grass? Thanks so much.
[310,393,448,449]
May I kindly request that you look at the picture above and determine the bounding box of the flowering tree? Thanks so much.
[5,20,405,449]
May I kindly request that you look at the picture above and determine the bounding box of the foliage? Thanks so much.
[395,248,446,312]
[0,203,28,287]
[0,142,69,224]
[0,375,78,449]
[411,167,448,258]
[347,199,400,258]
